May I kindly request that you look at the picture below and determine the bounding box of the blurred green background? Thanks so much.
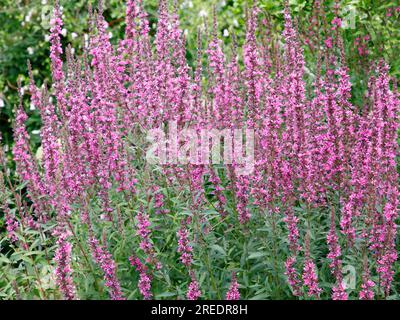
[1,0,399,148]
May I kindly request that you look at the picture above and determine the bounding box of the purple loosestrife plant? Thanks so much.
[177,219,193,268]
[327,209,347,300]
[226,273,240,300]
[5,0,399,301]
[302,234,322,299]
[0,172,18,243]
[89,236,124,300]
[54,229,76,300]
[129,257,152,300]
[187,273,202,300]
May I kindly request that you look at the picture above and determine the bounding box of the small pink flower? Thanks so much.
[187,276,201,300]
[226,273,240,300]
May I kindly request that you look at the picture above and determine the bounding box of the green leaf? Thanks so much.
[210,244,226,257]
[248,252,266,259]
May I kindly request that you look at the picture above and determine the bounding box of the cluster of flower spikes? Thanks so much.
[12,0,133,300]
[129,256,153,300]
[10,0,399,300]
[129,205,163,300]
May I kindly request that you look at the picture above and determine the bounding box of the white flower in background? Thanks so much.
[32,130,41,135]
[44,34,50,42]
[199,9,208,17]
[41,5,52,23]
[41,0,47,4]
[184,29,189,36]
[70,48,75,55]
[25,10,33,23]
[30,103,36,111]
[61,28,67,37]
[27,47,34,55]
[181,0,193,9]
[220,0,226,7]
[108,32,113,39]
[84,34,89,47]
[233,19,239,27]
[0,98,5,108]
[223,29,230,37]
[36,146,43,162]
[71,32,78,40]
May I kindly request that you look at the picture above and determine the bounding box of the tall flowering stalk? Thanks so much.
[187,272,202,300]
[54,229,76,300]
[226,273,240,300]
[280,2,309,297]
[243,5,263,127]
[136,211,152,255]
[302,234,321,299]
[302,258,321,299]
[49,0,67,119]
[177,219,194,268]
[89,236,124,300]
[38,87,62,203]
[371,62,399,297]
[177,218,202,300]
[284,208,302,297]
[0,171,18,243]
[129,256,152,300]
[359,256,375,300]
[327,210,347,300]
[281,2,307,186]
[13,84,47,218]
[129,208,157,299]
